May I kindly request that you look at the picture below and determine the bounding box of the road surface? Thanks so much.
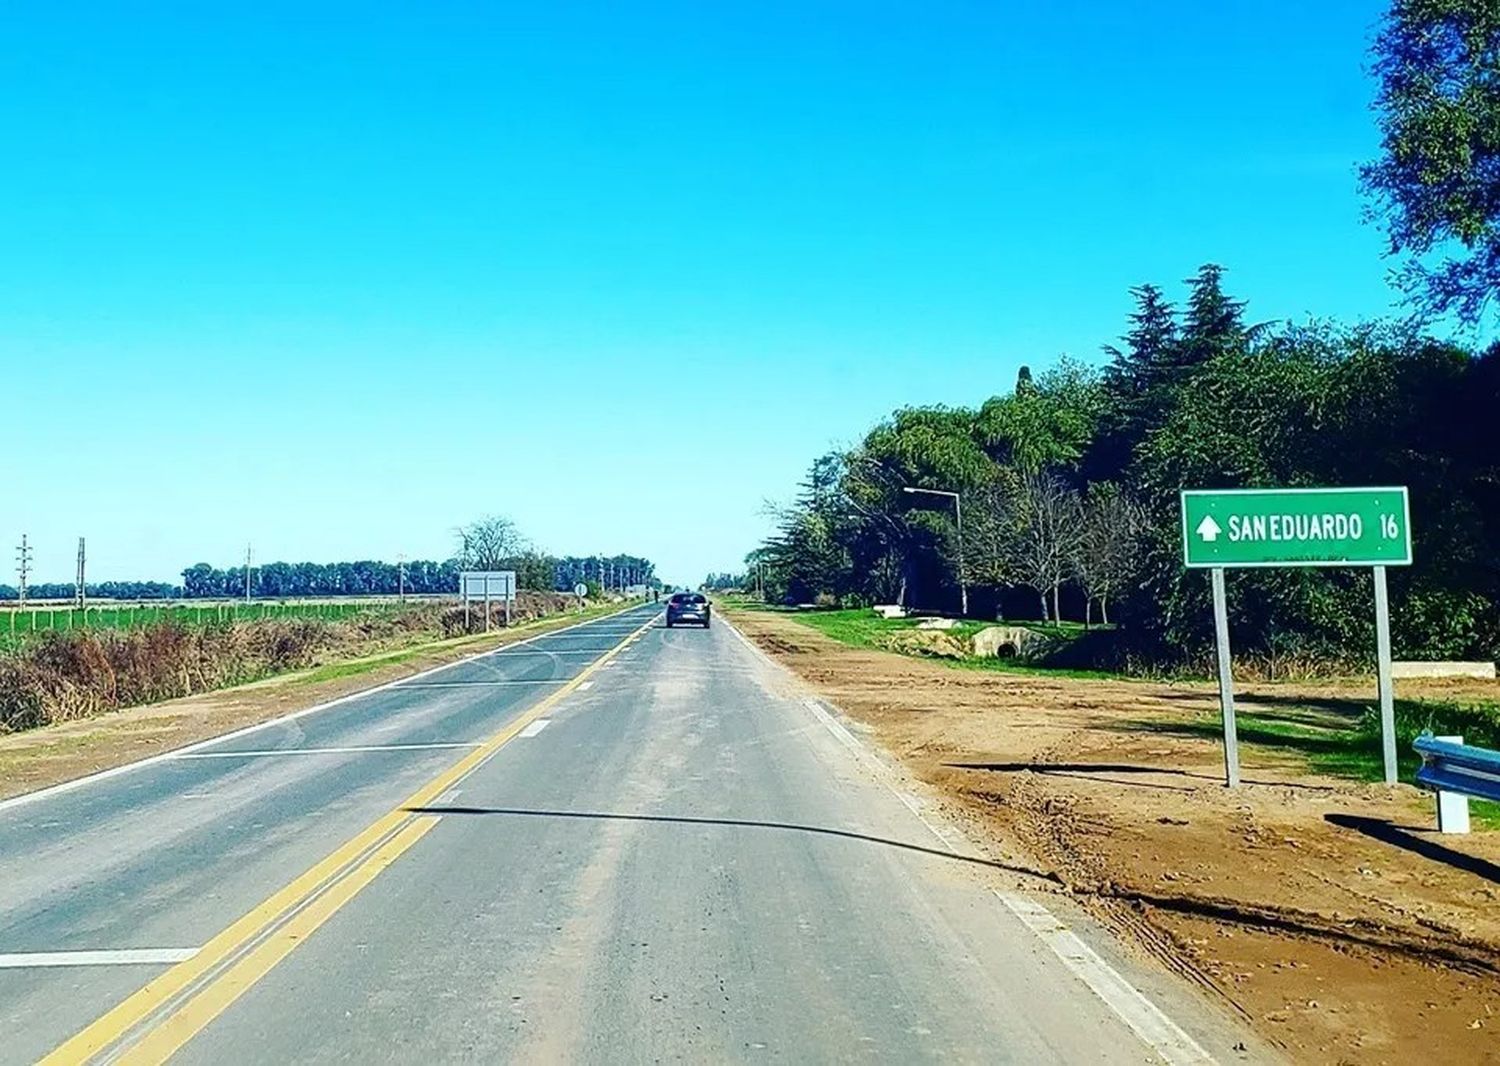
[0,603,1242,1063]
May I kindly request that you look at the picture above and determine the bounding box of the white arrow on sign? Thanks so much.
[1196,515,1223,542]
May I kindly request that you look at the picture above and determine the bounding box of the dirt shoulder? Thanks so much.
[726,606,1500,1065]
[0,606,627,803]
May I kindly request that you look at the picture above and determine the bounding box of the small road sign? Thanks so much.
[1181,487,1411,569]
[459,571,516,631]
[574,582,588,597]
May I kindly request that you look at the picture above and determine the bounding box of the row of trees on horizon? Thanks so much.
[0,516,656,602]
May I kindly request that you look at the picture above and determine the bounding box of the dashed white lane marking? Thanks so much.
[0,949,200,968]
[171,742,483,760]
[578,681,594,692]
[723,616,1217,1066]
[518,719,551,739]
[436,788,462,804]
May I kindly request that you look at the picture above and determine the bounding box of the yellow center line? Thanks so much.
[41,608,656,1065]
[117,816,441,1065]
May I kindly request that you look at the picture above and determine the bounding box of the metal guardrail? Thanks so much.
[1413,734,1500,803]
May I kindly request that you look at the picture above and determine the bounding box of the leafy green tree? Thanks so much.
[977,357,1104,473]
[844,408,990,607]
[1361,0,1500,322]
[762,453,857,605]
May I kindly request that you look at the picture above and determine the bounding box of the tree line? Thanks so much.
[750,265,1500,665]
[2,515,656,602]
[747,0,1500,667]
[0,581,181,602]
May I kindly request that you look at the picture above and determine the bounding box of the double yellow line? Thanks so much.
[44,609,656,1065]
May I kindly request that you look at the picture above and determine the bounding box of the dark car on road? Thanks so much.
[665,592,711,628]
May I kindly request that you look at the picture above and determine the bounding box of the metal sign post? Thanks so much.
[1181,487,1412,788]
[1373,566,1397,784]
[1209,568,1240,788]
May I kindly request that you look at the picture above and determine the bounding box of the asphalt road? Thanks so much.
[0,602,1243,1063]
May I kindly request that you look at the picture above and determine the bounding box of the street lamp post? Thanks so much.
[902,486,967,618]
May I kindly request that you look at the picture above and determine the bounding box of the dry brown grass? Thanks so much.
[0,591,585,734]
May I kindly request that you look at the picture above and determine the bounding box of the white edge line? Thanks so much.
[718,612,1217,1066]
[0,604,650,814]
[994,891,1215,1066]
[0,949,200,968]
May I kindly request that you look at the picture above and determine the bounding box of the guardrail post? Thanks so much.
[1434,734,1471,834]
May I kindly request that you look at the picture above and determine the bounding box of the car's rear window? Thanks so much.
[670,593,707,605]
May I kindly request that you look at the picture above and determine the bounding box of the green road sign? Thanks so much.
[1180,487,1411,569]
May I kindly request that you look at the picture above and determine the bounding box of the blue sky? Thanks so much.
[3,1,1416,585]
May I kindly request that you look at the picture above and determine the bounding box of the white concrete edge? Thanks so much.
[718,613,1217,1066]
[0,603,653,814]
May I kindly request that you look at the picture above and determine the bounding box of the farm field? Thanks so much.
[0,599,411,648]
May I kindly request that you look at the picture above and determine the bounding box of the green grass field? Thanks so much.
[0,600,401,649]
[723,600,1125,680]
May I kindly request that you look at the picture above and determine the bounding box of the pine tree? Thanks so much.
[1104,284,1178,401]
[1177,263,1248,370]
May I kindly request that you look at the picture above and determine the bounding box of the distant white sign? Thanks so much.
[459,571,516,602]
[573,582,588,597]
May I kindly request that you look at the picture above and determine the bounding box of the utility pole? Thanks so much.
[397,554,407,603]
[244,544,253,602]
[15,535,33,609]
[76,537,86,610]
